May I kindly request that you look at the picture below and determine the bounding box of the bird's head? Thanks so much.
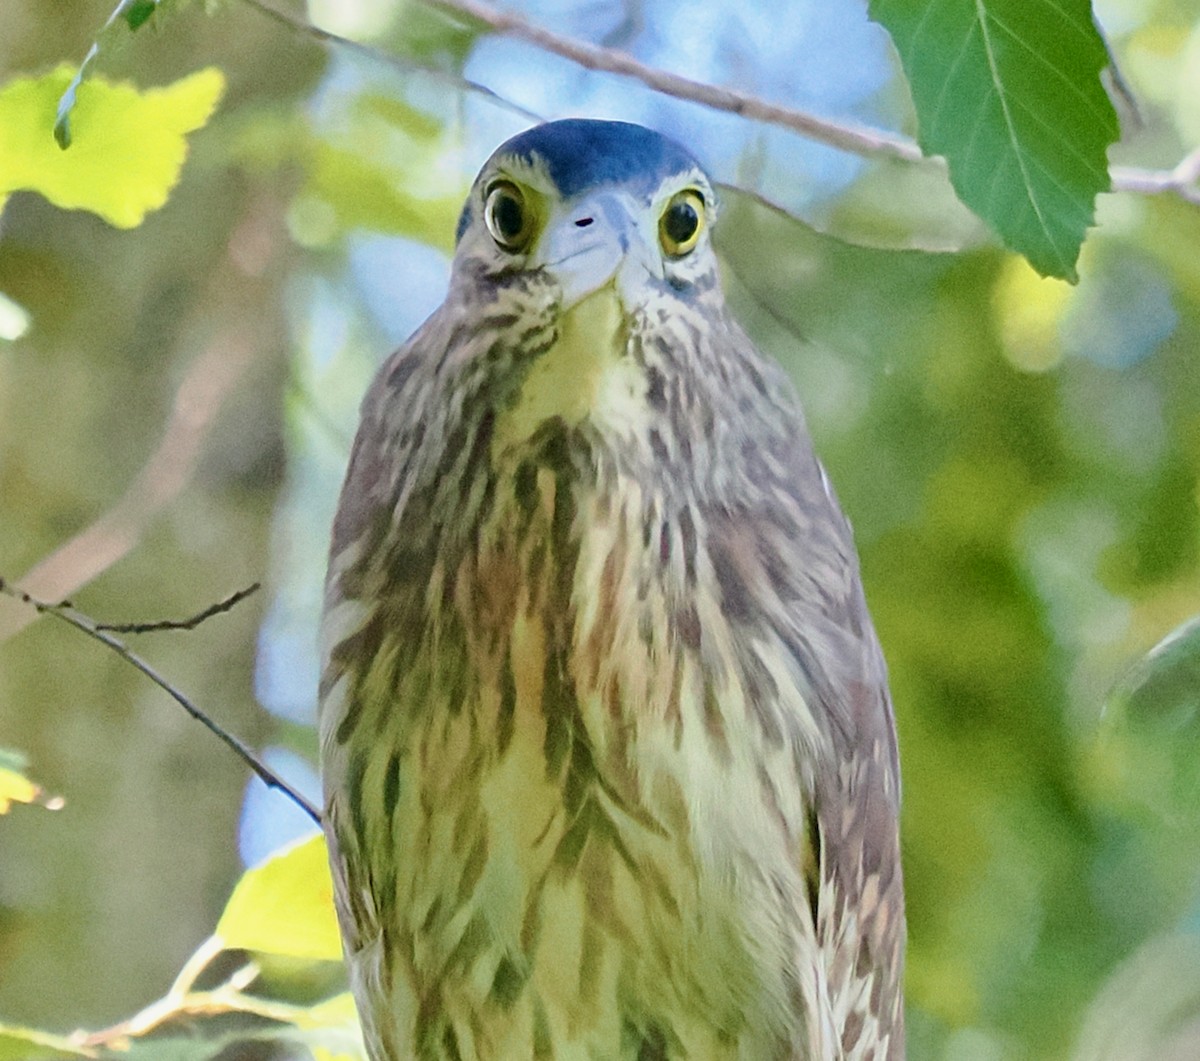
[453,119,721,311]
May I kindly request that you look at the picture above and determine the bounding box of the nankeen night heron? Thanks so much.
[319,118,905,1060]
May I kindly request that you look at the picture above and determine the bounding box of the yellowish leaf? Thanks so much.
[0,752,62,814]
[296,993,367,1061]
[307,141,462,251]
[296,991,361,1030]
[0,65,224,228]
[0,767,40,814]
[311,1049,363,1061]
[216,832,343,961]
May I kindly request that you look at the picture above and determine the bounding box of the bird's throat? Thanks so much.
[492,283,639,459]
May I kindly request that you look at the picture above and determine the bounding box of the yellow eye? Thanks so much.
[484,180,535,252]
[659,189,706,257]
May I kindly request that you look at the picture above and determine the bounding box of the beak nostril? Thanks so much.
[574,217,594,228]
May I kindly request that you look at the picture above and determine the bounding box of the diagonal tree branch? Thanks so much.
[239,0,541,122]
[422,0,925,163]
[0,578,322,826]
[0,334,252,646]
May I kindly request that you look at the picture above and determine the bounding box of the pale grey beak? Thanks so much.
[536,190,663,308]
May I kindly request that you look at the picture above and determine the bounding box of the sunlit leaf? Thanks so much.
[289,993,366,1061]
[0,749,62,814]
[870,0,1119,279]
[0,65,224,228]
[0,291,32,341]
[292,93,466,251]
[311,1048,366,1061]
[0,1024,92,1060]
[54,0,174,147]
[216,832,342,961]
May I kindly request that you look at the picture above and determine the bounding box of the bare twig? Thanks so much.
[422,0,924,163]
[1111,147,1200,206]
[0,578,322,826]
[93,582,261,634]
[238,0,542,122]
[78,949,267,1048]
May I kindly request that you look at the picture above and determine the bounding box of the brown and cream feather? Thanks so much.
[320,119,904,1061]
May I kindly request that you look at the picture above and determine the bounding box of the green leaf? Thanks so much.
[0,1024,92,1060]
[122,0,163,31]
[304,143,462,251]
[0,65,224,228]
[870,0,1119,280]
[216,833,343,961]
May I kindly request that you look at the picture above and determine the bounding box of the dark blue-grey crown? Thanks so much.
[496,119,704,198]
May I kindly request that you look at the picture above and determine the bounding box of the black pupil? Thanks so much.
[493,192,524,243]
[664,200,699,246]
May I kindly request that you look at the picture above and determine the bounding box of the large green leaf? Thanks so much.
[116,1039,220,1061]
[286,993,367,1061]
[870,0,1119,280]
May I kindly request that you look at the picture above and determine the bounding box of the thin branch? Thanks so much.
[238,0,542,123]
[0,578,322,827]
[425,0,925,163]
[79,956,267,1048]
[243,0,1200,211]
[93,582,261,634]
[167,934,227,999]
[1111,147,1200,206]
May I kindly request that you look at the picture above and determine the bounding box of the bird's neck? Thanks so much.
[488,283,641,459]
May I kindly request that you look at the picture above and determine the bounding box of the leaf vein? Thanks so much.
[984,9,1115,128]
[973,0,1064,270]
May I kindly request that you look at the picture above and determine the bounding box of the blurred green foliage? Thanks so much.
[1,1,1199,1059]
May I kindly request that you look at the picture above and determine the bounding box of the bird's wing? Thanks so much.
[782,461,906,1061]
[317,308,460,963]
[699,351,905,1058]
